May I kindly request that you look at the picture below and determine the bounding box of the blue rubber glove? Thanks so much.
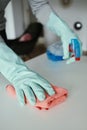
[0,41,55,106]
[46,12,82,63]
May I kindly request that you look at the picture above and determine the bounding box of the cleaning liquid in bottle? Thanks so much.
[46,41,64,61]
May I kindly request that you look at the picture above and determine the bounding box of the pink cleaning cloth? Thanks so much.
[6,85,68,110]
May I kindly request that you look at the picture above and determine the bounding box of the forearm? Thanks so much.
[0,37,28,81]
[28,0,53,25]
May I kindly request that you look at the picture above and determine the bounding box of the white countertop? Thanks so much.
[0,53,87,130]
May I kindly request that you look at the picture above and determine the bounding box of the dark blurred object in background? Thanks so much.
[0,22,43,55]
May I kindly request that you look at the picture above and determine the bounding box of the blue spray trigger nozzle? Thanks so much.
[69,39,80,61]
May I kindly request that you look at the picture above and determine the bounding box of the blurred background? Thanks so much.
[5,0,87,59]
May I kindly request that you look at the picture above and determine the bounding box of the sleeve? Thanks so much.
[0,0,10,31]
[0,10,6,31]
[28,0,53,25]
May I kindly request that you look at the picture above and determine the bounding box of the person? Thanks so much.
[0,0,82,106]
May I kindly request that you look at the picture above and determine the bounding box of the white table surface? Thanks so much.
[0,53,87,130]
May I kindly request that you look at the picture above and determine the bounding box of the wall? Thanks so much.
[5,0,36,39]
[5,0,26,39]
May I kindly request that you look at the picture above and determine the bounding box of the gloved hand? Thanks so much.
[0,41,55,106]
[46,12,82,64]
